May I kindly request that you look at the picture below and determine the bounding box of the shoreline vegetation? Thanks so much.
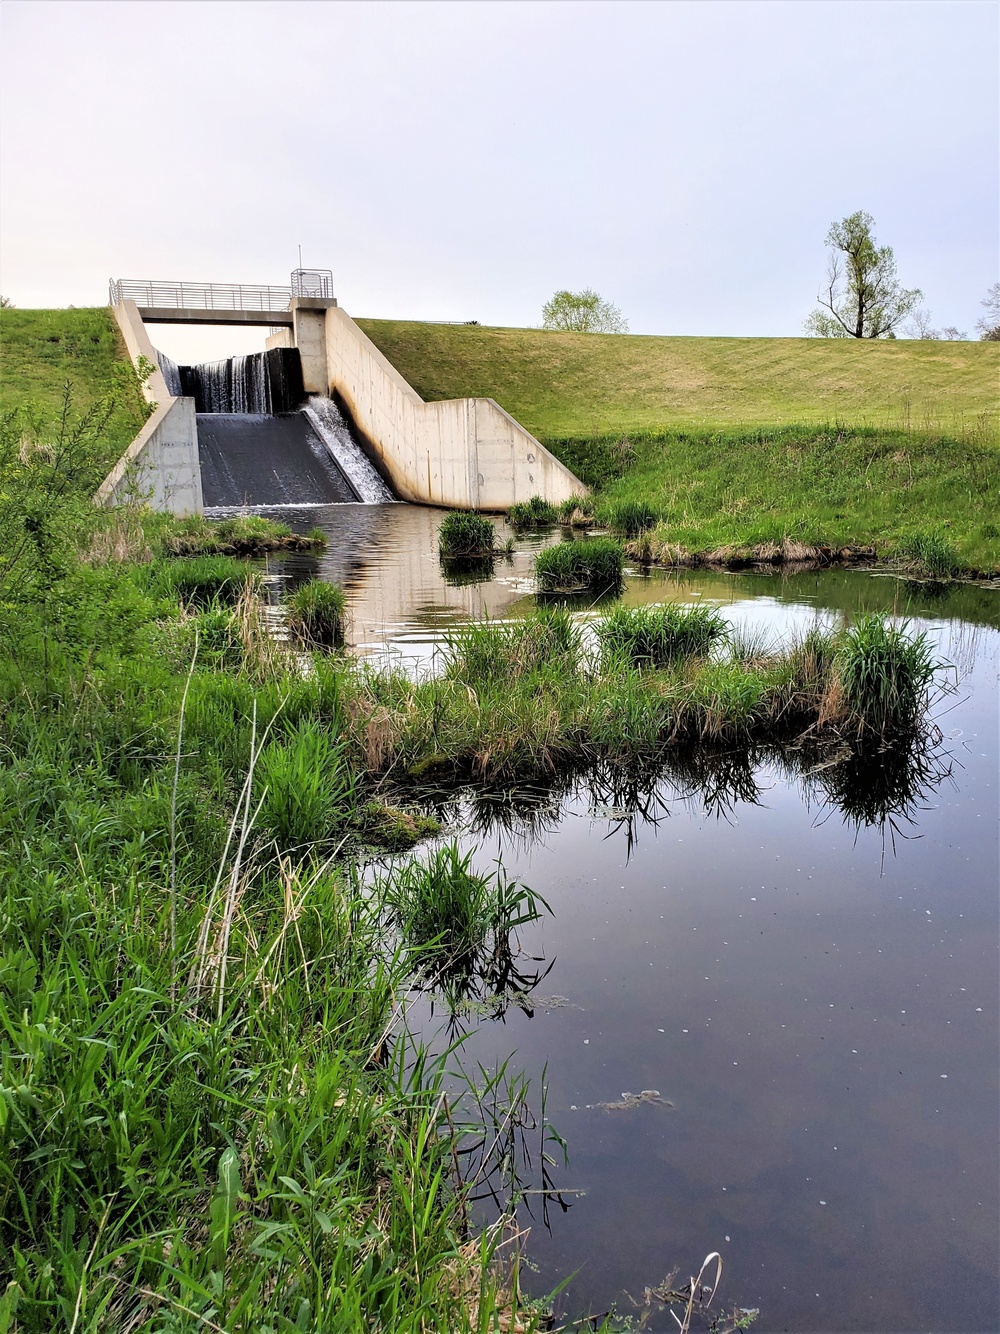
[0,310,985,1330]
[1,485,947,1330]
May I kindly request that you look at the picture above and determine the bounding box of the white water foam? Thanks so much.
[304,396,396,504]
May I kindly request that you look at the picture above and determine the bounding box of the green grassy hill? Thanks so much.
[0,307,145,458]
[356,320,998,440]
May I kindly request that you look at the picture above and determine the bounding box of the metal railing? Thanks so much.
[109,278,296,312]
[109,270,334,311]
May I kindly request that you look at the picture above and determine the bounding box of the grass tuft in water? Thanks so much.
[286,578,347,648]
[535,538,625,595]
[597,602,728,667]
[439,511,502,558]
[835,614,937,733]
[445,608,580,685]
[383,843,548,979]
[896,531,961,578]
[508,496,559,530]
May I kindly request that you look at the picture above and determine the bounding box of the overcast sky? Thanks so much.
[1,0,996,362]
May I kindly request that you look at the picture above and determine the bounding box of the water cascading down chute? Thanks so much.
[157,347,395,508]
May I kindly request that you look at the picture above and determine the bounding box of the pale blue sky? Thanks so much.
[1,0,996,361]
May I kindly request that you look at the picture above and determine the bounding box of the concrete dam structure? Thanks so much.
[98,274,584,515]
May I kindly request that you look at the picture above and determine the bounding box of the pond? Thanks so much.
[257,502,998,1332]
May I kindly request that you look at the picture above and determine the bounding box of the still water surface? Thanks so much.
[263,503,998,1332]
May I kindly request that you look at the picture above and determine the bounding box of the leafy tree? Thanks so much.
[542,288,628,333]
[805,211,921,339]
[975,281,1000,340]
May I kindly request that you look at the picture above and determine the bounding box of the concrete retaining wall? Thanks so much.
[322,305,584,509]
[99,301,203,514]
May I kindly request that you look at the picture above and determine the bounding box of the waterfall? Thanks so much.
[179,348,305,413]
[154,348,183,397]
[304,397,396,504]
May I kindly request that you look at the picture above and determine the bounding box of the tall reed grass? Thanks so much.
[835,614,937,732]
[596,603,728,667]
[286,578,347,648]
[534,538,624,594]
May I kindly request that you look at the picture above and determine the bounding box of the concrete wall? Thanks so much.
[98,300,203,514]
[322,305,585,509]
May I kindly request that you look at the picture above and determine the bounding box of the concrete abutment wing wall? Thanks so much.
[321,303,584,509]
[97,300,203,515]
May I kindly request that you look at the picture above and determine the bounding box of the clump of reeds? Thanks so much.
[598,498,659,537]
[445,608,580,684]
[507,495,559,531]
[439,511,502,558]
[286,578,347,648]
[256,718,357,852]
[155,555,257,607]
[897,531,960,578]
[558,494,595,527]
[382,843,547,977]
[534,538,625,594]
[597,602,728,668]
[834,614,937,733]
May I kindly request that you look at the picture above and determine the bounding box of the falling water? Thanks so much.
[154,349,183,397]
[304,396,396,504]
[179,348,305,414]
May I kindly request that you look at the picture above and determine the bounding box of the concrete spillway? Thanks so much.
[197,412,362,507]
[101,295,585,516]
[165,346,394,508]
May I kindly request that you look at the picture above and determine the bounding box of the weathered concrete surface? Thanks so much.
[291,298,336,394]
[98,301,204,514]
[321,305,584,509]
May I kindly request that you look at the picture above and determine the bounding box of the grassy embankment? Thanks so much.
[0,308,948,1330]
[1,311,562,1332]
[358,320,1000,574]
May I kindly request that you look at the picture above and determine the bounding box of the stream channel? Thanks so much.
[232,501,998,1332]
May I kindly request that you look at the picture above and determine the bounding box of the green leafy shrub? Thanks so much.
[534,537,625,594]
[597,602,728,667]
[507,495,559,530]
[286,578,347,648]
[438,511,499,557]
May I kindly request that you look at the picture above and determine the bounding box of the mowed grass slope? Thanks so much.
[356,320,998,438]
[358,320,999,572]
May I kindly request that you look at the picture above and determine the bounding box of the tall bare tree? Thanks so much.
[805,211,921,339]
[975,281,1000,340]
